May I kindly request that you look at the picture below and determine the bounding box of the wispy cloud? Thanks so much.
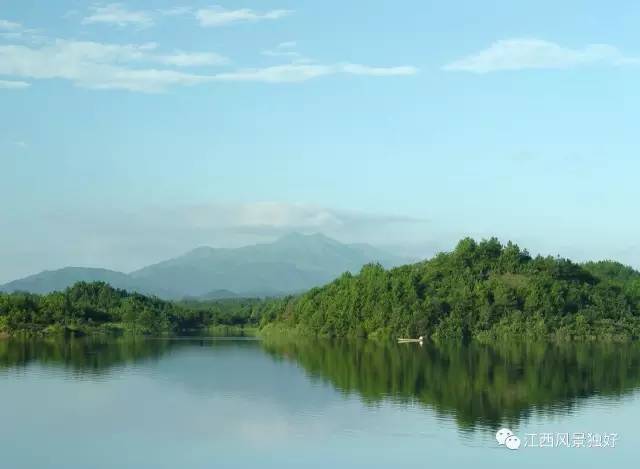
[0,40,216,92]
[0,17,42,42]
[177,202,427,234]
[262,41,303,59]
[0,36,416,91]
[77,4,194,27]
[257,42,418,80]
[341,63,419,76]
[82,3,154,27]
[0,79,30,89]
[0,19,22,31]
[158,51,229,67]
[444,38,640,73]
[214,63,418,83]
[214,64,333,83]
[1,16,416,92]
[159,6,193,17]
[196,6,292,27]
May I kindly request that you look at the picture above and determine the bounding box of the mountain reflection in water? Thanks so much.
[2,336,639,430]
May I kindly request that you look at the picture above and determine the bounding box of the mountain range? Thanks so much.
[0,233,411,299]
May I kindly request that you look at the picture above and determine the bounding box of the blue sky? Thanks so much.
[1,1,639,281]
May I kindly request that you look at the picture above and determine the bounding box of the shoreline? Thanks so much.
[1,322,636,343]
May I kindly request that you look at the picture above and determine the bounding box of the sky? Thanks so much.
[1,0,639,282]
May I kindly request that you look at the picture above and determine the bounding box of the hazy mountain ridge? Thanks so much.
[0,233,411,299]
[0,267,135,295]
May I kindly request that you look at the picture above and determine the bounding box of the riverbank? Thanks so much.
[2,320,636,343]
[258,322,637,343]
[0,324,259,339]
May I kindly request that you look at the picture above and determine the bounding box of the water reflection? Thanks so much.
[2,336,640,431]
[0,337,171,375]
[262,338,640,429]
[0,336,256,376]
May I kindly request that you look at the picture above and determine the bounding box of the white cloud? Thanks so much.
[342,63,418,76]
[0,19,21,30]
[262,41,303,59]
[82,3,154,27]
[0,40,212,92]
[0,39,417,89]
[76,4,192,26]
[196,6,292,27]
[1,32,27,41]
[0,79,30,89]
[258,42,418,78]
[159,6,193,17]
[214,62,418,83]
[0,18,42,42]
[214,63,332,82]
[262,50,301,58]
[444,38,640,73]
[158,51,229,67]
[210,202,345,229]
[0,26,416,91]
[83,68,210,92]
[48,40,158,62]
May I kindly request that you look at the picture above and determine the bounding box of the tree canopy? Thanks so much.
[264,238,640,340]
[0,281,278,336]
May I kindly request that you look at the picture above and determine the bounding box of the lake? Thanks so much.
[1,337,639,468]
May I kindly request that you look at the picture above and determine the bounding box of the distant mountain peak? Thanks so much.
[1,234,408,299]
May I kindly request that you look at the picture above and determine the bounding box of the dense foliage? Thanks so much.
[2,238,639,340]
[0,282,278,336]
[265,238,640,340]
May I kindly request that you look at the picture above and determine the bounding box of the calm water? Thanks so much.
[1,337,639,468]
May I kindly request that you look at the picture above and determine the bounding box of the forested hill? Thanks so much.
[264,238,640,341]
[2,238,640,341]
[0,282,280,336]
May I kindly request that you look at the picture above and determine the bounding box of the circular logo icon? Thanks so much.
[496,428,513,445]
[505,435,521,450]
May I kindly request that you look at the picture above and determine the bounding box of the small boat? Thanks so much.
[398,336,424,344]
